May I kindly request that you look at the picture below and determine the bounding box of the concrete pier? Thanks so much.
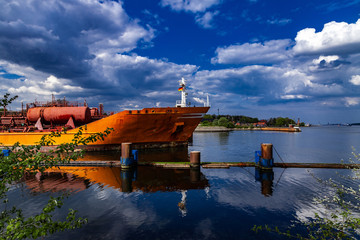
[45,161,360,169]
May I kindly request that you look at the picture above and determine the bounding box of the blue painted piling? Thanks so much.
[132,149,138,163]
[121,143,132,168]
[2,149,11,157]
[260,143,273,168]
[255,143,274,169]
[121,143,138,168]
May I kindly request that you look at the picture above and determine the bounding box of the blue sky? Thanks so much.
[1,0,360,124]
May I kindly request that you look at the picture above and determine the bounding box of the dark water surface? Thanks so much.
[7,126,360,239]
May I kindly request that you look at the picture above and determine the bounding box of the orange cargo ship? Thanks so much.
[0,78,210,150]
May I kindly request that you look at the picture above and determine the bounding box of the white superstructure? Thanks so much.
[176,77,188,107]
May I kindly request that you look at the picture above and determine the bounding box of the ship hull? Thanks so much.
[0,107,209,150]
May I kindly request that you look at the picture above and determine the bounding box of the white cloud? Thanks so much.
[160,0,221,13]
[7,74,83,97]
[193,97,206,105]
[92,53,198,88]
[344,97,360,106]
[350,75,360,85]
[293,19,360,55]
[211,39,292,64]
[280,94,309,100]
[0,0,155,76]
[195,11,219,29]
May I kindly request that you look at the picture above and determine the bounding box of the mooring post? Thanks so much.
[132,149,138,164]
[121,142,132,168]
[260,143,274,168]
[190,151,201,168]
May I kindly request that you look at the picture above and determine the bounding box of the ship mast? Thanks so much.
[176,77,188,107]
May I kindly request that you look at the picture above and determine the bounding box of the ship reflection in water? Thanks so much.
[78,147,189,163]
[24,165,208,217]
[24,166,208,194]
[24,148,278,207]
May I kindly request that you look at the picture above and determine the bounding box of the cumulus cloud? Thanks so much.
[211,39,292,64]
[193,61,351,110]
[160,0,221,13]
[0,63,85,108]
[350,75,360,85]
[0,0,195,110]
[205,18,360,119]
[0,51,199,110]
[344,97,360,106]
[293,19,360,55]
[0,0,154,85]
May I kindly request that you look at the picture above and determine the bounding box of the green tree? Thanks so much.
[0,125,113,239]
[0,93,18,115]
[203,114,213,120]
[218,117,229,127]
[227,122,235,128]
[200,120,211,126]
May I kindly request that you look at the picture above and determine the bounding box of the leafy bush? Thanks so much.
[0,126,113,239]
[200,121,211,126]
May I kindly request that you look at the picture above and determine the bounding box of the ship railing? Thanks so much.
[27,101,81,108]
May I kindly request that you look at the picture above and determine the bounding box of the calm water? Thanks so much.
[7,126,360,239]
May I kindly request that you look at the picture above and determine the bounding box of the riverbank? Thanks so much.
[195,126,301,132]
[194,126,233,132]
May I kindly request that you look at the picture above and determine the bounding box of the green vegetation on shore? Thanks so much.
[200,114,305,129]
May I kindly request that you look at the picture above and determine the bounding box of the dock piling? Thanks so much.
[190,151,201,168]
[260,143,274,168]
[121,143,132,168]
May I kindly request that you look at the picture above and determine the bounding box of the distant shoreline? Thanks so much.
[194,126,233,132]
[195,126,301,132]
